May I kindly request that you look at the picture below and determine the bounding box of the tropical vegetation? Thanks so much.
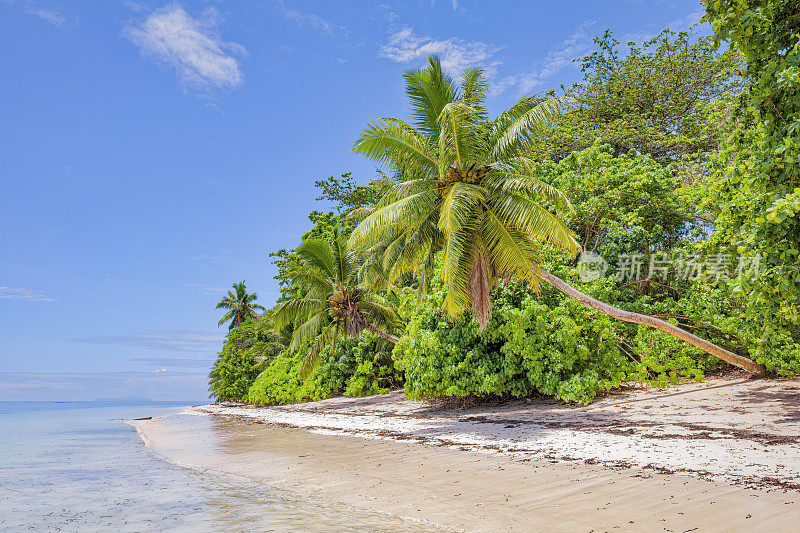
[215,281,266,330]
[271,231,399,375]
[208,4,800,405]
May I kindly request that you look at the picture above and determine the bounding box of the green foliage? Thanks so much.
[696,1,800,371]
[215,281,266,330]
[270,173,392,302]
[540,142,695,267]
[314,172,393,215]
[533,29,743,162]
[350,56,579,328]
[208,320,285,402]
[246,350,305,405]
[214,18,800,406]
[271,231,398,375]
[248,331,400,405]
[393,268,717,404]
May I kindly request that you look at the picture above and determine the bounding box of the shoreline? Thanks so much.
[134,375,800,531]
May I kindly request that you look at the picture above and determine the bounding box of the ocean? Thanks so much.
[0,401,428,532]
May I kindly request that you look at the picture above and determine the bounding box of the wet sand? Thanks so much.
[134,375,800,532]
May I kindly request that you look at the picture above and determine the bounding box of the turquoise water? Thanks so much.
[0,401,427,532]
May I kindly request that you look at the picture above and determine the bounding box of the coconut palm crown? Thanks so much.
[349,56,580,328]
[271,230,398,375]
[216,281,266,330]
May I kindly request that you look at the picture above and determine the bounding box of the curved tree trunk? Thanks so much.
[364,322,399,343]
[539,269,766,375]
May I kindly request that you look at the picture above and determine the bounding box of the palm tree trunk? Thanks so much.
[364,322,399,343]
[539,269,766,375]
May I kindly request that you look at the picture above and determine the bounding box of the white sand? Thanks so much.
[135,375,800,532]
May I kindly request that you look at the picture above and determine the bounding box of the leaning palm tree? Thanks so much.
[271,231,398,375]
[349,55,765,375]
[216,281,266,330]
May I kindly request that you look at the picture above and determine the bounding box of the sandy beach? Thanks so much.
[134,374,800,532]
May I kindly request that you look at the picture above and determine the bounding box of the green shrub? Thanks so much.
[248,331,400,405]
[394,274,631,403]
[208,322,267,402]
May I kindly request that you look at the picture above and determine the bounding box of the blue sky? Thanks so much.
[0,0,707,401]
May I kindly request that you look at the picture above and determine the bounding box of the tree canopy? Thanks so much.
[532,28,744,162]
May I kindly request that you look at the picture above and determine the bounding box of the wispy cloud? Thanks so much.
[124,5,245,90]
[496,21,596,94]
[24,4,70,27]
[624,9,706,43]
[70,330,224,353]
[274,0,347,39]
[3,1,76,27]
[182,282,228,295]
[380,26,503,76]
[129,356,215,368]
[0,286,56,302]
[189,254,227,261]
[283,9,336,37]
[0,371,208,401]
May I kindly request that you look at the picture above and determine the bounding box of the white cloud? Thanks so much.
[0,371,209,401]
[130,356,215,368]
[275,1,347,39]
[125,5,245,90]
[0,287,56,302]
[182,282,228,295]
[70,330,224,353]
[624,9,706,43]
[284,8,334,36]
[496,21,596,94]
[380,27,502,76]
[24,5,68,27]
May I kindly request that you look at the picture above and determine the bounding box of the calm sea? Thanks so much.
[0,401,428,532]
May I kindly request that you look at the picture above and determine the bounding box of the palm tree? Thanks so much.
[271,231,398,375]
[349,55,765,375]
[216,281,266,330]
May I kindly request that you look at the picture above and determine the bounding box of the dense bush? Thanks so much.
[700,0,800,373]
[540,143,696,269]
[393,263,723,404]
[247,331,400,405]
[208,321,276,402]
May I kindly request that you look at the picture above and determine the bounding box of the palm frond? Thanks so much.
[354,119,438,177]
[295,239,336,278]
[217,310,235,327]
[403,55,457,139]
[490,192,580,255]
[437,101,488,170]
[271,298,328,331]
[290,311,328,351]
[480,205,542,288]
[438,182,486,235]
[489,96,574,161]
[460,68,489,118]
[348,190,437,249]
[440,213,479,320]
[291,268,334,297]
[484,162,573,211]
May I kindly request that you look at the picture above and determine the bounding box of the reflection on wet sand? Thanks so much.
[136,399,800,533]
